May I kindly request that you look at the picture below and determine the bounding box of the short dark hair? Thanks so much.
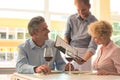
[28,16,45,36]
[75,0,90,6]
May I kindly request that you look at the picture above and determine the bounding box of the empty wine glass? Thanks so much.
[65,49,73,74]
[44,48,53,66]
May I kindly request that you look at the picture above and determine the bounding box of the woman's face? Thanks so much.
[93,37,105,45]
[93,36,110,46]
[93,37,102,45]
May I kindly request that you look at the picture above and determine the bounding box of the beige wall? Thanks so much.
[0,18,29,28]
[93,0,111,22]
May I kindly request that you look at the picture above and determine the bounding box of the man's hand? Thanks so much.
[74,56,86,65]
[34,65,51,74]
[64,63,75,71]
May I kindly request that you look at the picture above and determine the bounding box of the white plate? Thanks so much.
[64,71,81,74]
[51,70,63,74]
[65,71,94,74]
[34,70,63,76]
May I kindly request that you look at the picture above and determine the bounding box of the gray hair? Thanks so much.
[28,16,45,36]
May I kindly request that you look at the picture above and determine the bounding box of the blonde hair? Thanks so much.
[88,20,113,39]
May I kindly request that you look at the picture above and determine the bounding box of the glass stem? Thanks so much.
[47,62,49,66]
[69,62,71,74]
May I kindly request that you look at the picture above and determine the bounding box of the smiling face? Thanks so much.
[32,21,50,46]
[88,21,113,46]
[93,36,104,45]
[74,0,90,19]
[93,36,111,47]
[36,22,50,40]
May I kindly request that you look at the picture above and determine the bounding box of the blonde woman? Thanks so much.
[88,20,120,75]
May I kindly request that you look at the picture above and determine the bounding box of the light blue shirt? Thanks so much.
[65,13,97,54]
[16,38,66,74]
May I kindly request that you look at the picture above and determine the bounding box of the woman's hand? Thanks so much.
[97,69,110,75]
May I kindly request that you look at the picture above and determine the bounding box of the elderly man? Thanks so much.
[16,16,66,74]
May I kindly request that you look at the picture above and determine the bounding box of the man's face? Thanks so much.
[75,2,90,19]
[34,22,50,41]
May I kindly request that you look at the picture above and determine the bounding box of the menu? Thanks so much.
[54,35,86,63]
[54,35,77,55]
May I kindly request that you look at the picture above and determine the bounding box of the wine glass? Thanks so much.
[65,49,73,74]
[44,48,53,66]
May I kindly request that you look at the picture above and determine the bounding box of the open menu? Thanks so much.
[54,35,86,63]
[54,35,77,55]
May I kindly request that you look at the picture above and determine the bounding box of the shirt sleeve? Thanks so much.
[87,15,98,54]
[64,16,71,39]
[16,45,35,74]
[112,48,120,73]
[54,49,66,71]
[87,37,97,54]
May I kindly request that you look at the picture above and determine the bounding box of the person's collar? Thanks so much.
[101,40,113,50]
[105,40,113,49]
[29,38,36,49]
[29,38,48,49]
[76,13,80,18]
[76,13,92,22]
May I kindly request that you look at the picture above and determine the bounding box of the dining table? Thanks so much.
[10,71,120,80]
